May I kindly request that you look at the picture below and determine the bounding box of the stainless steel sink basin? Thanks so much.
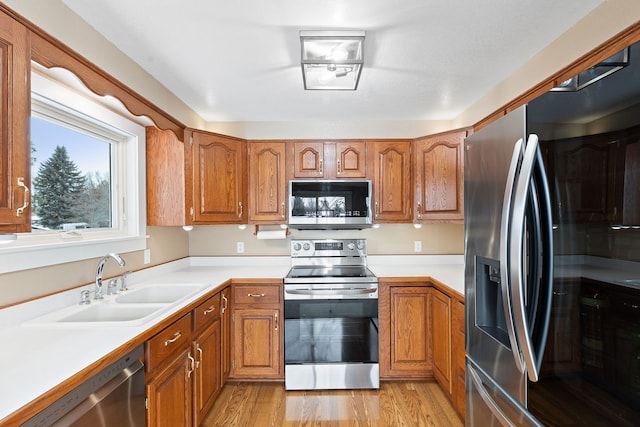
[57,304,163,323]
[115,284,204,304]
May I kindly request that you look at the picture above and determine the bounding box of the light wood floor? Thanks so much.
[201,381,463,427]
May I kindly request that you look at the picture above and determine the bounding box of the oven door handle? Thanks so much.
[285,288,377,296]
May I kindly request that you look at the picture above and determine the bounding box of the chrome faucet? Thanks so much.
[95,253,125,299]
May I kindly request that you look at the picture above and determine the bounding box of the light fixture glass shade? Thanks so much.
[300,30,365,90]
[552,47,629,91]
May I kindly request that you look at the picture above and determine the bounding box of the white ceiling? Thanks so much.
[62,0,603,123]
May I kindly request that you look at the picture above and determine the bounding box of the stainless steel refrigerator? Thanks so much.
[464,63,640,425]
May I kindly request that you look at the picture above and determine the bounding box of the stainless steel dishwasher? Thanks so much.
[21,346,145,427]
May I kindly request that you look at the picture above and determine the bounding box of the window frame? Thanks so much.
[0,66,147,274]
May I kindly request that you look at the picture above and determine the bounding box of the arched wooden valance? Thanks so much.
[1,4,185,141]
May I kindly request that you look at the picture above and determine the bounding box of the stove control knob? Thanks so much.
[347,242,355,250]
[293,242,302,251]
[302,242,311,251]
[357,242,365,250]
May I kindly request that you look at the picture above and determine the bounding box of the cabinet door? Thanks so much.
[553,135,612,223]
[414,130,465,222]
[146,127,185,226]
[248,142,286,223]
[385,286,431,377]
[451,299,466,418]
[431,289,452,394]
[146,348,193,427]
[335,141,367,178]
[231,308,281,378]
[370,140,412,222]
[187,129,247,223]
[221,287,232,382]
[193,319,221,424]
[0,12,30,232]
[291,141,325,178]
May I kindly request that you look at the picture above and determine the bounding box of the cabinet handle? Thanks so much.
[337,159,341,174]
[375,201,379,218]
[416,201,422,219]
[275,313,278,331]
[203,305,216,315]
[222,294,228,313]
[187,353,195,378]
[248,293,265,298]
[164,331,182,346]
[196,346,203,369]
[281,202,285,219]
[16,177,30,217]
[319,160,323,174]
[238,202,243,218]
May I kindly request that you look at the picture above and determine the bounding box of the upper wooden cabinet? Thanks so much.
[369,140,412,222]
[413,129,468,223]
[146,127,186,226]
[185,129,247,224]
[248,141,287,223]
[289,140,367,179]
[0,12,30,233]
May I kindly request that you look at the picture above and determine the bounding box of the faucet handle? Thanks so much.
[80,289,91,305]
[107,278,118,295]
[120,271,132,292]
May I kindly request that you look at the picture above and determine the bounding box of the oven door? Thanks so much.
[284,291,379,390]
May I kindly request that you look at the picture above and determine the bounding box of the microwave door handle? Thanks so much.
[500,137,525,373]
[510,134,551,382]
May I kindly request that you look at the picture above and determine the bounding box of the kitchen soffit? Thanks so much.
[61,0,603,123]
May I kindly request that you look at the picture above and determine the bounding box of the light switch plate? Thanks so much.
[414,241,422,252]
[237,242,245,253]
[143,249,151,264]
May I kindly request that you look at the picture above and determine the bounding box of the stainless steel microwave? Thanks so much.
[288,180,372,229]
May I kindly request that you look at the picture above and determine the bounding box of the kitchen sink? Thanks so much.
[57,304,163,323]
[115,284,204,304]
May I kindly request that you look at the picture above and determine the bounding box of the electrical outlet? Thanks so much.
[414,241,422,252]
[143,249,151,264]
[237,241,245,253]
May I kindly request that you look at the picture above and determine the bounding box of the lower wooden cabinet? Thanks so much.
[145,288,229,426]
[145,313,194,427]
[192,292,223,424]
[379,282,432,378]
[230,282,283,379]
[451,299,466,419]
[431,288,452,394]
[146,347,193,427]
[379,279,465,420]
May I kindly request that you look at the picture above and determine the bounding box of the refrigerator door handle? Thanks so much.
[499,137,525,372]
[509,134,552,382]
[468,364,517,427]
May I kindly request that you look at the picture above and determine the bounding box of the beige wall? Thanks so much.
[188,224,464,257]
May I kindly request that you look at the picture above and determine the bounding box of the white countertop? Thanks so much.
[0,255,464,423]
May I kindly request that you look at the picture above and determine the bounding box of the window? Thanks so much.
[0,65,148,274]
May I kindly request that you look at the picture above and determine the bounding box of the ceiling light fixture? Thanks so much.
[300,30,365,90]
[552,47,630,91]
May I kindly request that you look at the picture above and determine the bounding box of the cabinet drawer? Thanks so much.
[194,292,221,333]
[233,284,281,305]
[146,313,192,373]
